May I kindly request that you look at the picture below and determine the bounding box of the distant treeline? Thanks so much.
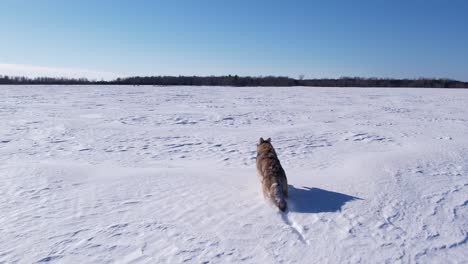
[1,75,468,88]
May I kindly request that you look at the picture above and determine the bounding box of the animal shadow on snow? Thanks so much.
[287,185,362,213]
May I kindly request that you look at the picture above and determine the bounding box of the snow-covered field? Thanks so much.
[1,85,467,263]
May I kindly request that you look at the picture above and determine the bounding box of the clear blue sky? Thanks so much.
[1,0,467,80]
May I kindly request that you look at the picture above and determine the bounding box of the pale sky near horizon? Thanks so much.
[1,0,467,81]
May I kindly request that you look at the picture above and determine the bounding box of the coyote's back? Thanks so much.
[256,137,288,211]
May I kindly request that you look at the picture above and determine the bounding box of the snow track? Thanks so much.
[0,86,467,263]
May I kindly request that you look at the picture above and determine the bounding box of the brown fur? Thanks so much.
[256,137,288,211]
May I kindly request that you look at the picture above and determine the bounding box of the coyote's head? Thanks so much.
[258,137,271,145]
[257,137,277,157]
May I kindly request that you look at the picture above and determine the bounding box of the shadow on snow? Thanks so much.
[287,185,362,213]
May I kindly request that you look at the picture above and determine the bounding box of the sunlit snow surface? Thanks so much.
[1,85,467,263]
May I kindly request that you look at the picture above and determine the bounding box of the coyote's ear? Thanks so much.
[266,138,271,143]
[259,137,265,144]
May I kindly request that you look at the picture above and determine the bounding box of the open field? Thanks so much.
[0,85,467,263]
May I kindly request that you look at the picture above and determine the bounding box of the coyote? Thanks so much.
[256,137,288,211]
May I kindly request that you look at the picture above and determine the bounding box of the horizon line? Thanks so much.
[1,63,468,83]
[1,73,466,83]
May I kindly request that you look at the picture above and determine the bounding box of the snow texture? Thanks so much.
[0,85,467,263]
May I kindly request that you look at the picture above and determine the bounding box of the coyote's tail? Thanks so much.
[271,181,287,212]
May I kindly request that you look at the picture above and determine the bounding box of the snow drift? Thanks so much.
[0,85,467,263]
